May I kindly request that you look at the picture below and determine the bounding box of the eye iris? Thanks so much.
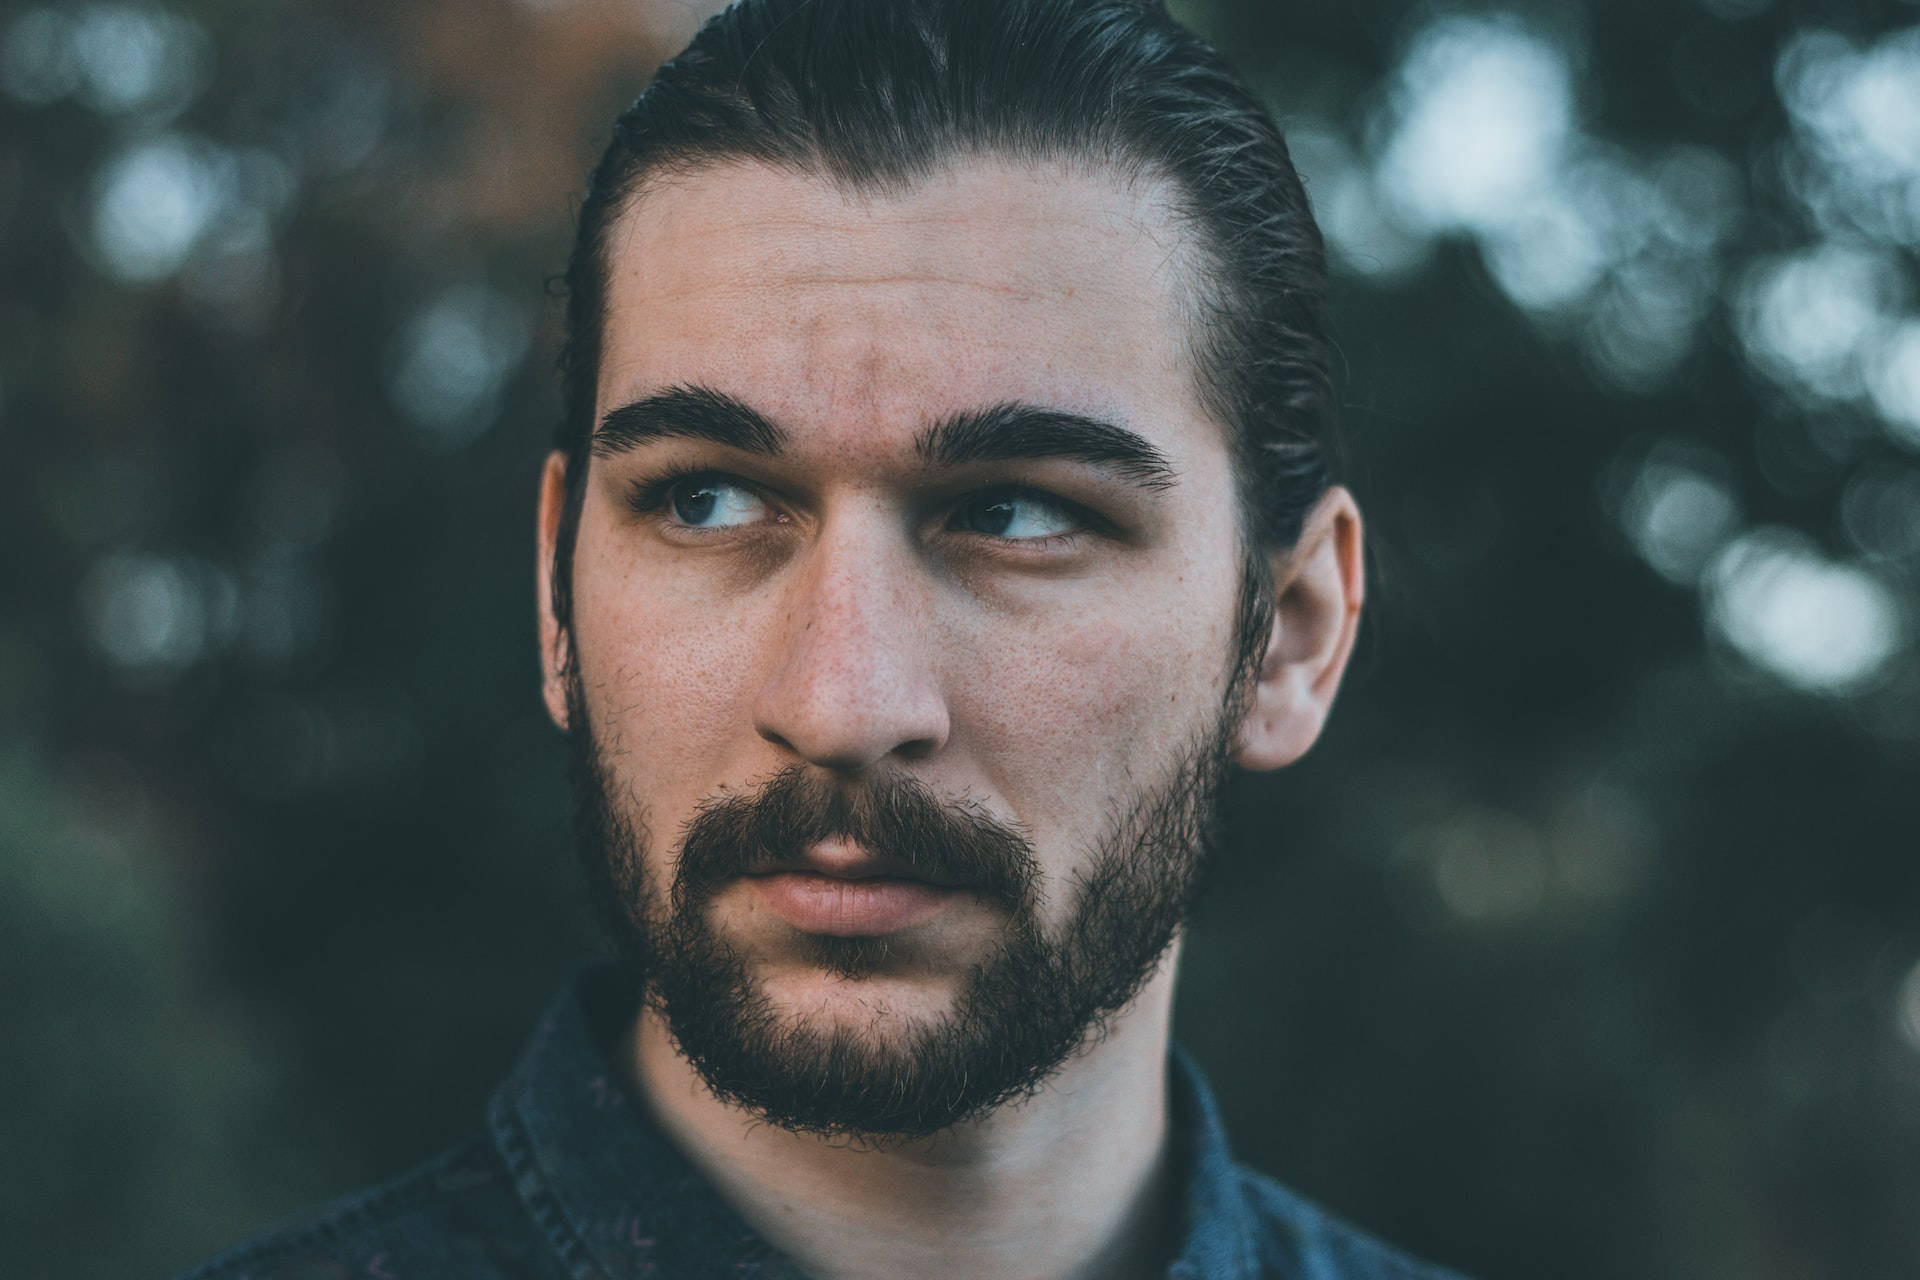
[971,499,1016,536]
[672,484,719,525]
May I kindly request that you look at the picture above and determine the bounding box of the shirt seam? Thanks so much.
[489,1083,608,1280]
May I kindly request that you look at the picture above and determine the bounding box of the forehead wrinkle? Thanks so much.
[698,274,1051,302]
[612,154,1195,302]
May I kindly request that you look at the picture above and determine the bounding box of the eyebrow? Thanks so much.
[593,385,1178,492]
[593,385,784,458]
[916,402,1178,492]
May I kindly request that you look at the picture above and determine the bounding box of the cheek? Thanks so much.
[952,572,1237,822]
[567,528,766,809]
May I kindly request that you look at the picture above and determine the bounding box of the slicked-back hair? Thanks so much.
[549,0,1335,645]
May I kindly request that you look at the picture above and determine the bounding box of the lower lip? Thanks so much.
[748,872,954,936]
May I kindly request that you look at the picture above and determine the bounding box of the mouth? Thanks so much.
[742,838,964,937]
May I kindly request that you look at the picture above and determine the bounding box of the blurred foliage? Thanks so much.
[4,0,1920,1277]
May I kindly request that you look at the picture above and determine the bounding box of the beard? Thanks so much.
[564,562,1267,1142]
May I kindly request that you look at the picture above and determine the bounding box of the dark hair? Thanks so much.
[549,0,1334,644]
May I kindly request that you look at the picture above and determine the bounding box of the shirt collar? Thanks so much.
[490,969,1257,1279]
[489,967,800,1278]
[1165,1042,1261,1278]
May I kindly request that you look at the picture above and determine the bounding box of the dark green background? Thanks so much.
[5,1,1919,1276]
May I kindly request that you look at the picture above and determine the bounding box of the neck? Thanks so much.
[624,957,1183,1280]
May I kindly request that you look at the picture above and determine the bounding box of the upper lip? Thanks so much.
[745,842,965,888]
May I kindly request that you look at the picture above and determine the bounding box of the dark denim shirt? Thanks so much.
[181,970,1468,1279]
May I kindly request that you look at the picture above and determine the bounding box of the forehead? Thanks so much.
[596,156,1214,458]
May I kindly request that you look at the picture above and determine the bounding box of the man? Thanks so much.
[185,1,1467,1276]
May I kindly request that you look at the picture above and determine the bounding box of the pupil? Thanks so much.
[674,485,718,524]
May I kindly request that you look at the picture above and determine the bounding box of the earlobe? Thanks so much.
[1232,486,1365,772]
[535,450,574,732]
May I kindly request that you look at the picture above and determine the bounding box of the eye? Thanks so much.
[666,476,771,529]
[952,490,1081,541]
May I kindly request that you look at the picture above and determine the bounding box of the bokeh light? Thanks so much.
[3,5,209,117]
[1706,528,1903,692]
[1619,439,1744,587]
[388,283,533,448]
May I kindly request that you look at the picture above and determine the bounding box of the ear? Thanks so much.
[1232,485,1365,772]
[535,450,573,732]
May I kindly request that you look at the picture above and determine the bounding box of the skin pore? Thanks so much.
[535,156,1364,1280]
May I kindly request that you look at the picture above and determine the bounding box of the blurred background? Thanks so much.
[4,0,1919,1275]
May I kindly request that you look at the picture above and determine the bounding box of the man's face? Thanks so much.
[547,156,1261,1135]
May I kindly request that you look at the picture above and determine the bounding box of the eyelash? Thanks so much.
[622,466,1108,544]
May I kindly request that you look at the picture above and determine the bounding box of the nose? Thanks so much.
[752,513,951,773]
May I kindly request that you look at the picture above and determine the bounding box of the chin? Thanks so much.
[748,947,973,1027]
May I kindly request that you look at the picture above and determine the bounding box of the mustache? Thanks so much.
[673,765,1039,913]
